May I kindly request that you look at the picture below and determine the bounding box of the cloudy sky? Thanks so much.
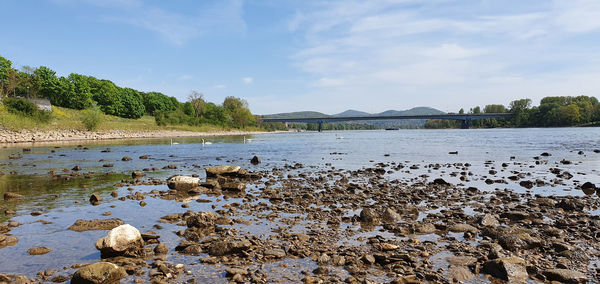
[2,0,600,114]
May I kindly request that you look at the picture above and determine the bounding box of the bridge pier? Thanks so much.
[460,119,471,129]
[318,121,323,132]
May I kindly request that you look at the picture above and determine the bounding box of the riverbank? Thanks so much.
[0,129,270,144]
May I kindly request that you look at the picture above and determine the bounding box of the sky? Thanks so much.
[2,0,600,114]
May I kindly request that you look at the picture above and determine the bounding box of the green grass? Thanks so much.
[0,105,256,133]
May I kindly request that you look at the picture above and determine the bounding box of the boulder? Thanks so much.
[207,238,252,256]
[205,166,241,178]
[449,223,478,233]
[3,192,22,201]
[222,181,246,192]
[480,214,499,227]
[89,194,102,205]
[482,257,528,282]
[359,208,377,223]
[27,247,52,255]
[71,262,127,284]
[95,224,144,257]
[542,269,587,283]
[167,176,200,191]
[68,219,124,232]
[250,156,261,165]
[131,171,145,178]
[381,208,401,222]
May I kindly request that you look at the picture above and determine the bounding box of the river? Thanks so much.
[1,128,599,282]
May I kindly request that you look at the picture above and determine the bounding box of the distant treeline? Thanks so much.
[0,55,257,128]
[424,96,600,129]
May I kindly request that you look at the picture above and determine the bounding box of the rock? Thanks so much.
[226,267,248,277]
[27,247,52,255]
[581,182,596,190]
[71,262,127,284]
[381,208,401,222]
[359,208,377,223]
[222,181,246,192]
[250,156,260,165]
[89,194,102,205]
[499,211,529,221]
[201,180,220,189]
[432,178,450,185]
[139,155,148,159]
[121,156,131,161]
[72,166,82,171]
[207,238,251,256]
[480,214,499,227]
[449,266,474,281]
[95,224,144,257]
[540,152,551,156]
[68,219,124,232]
[361,254,376,265]
[3,192,22,200]
[449,223,478,233]
[131,171,145,178]
[264,248,286,258]
[380,243,399,251]
[519,180,534,189]
[482,257,528,282]
[556,199,584,211]
[542,269,587,283]
[154,243,168,254]
[205,165,241,178]
[167,176,200,191]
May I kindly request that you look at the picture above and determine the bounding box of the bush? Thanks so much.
[3,97,52,123]
[81,105,102,131]
[4,98,37,115]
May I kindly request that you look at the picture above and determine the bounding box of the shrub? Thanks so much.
[81,105,102,131]
[4,97,37,115]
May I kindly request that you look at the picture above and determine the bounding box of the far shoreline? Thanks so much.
[0,129,283,147]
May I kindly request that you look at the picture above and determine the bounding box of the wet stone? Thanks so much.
[27,247,52,255]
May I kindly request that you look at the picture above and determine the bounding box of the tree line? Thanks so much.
[0,55,257,128]
[424,96,600,129]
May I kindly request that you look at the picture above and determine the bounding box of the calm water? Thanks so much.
[1,128,599,279]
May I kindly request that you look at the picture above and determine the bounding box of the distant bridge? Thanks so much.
[261,113,513,131]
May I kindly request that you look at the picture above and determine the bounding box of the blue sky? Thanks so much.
[2,0,600,114]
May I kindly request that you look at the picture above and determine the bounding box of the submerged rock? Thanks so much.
[250,155,261,165]
[89,194,102,205]
[68,219,124,232]
[95,224,144,257]
[71,262,127,284]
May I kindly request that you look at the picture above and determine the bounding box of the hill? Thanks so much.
[260,107,446,128]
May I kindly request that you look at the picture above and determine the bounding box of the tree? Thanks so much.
[89,78,123,116]
[143,92,176,115]
[119,88,145,119]
[35,66,59,99]
[67,73,94,109]
[187,90,206,118]
[223,96,255,127]
[484,104,507,113]
[0,55,12,96]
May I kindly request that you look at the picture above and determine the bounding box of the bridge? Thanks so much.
[261,113,513,131]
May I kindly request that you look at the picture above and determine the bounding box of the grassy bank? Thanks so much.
[0,105,261,133]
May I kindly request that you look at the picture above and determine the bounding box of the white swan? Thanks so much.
[170,139,179,145]
[243,136,252,144]
[335,134,343,140]
[202,139,212,145]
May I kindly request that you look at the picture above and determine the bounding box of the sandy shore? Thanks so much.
[0,129,271,144]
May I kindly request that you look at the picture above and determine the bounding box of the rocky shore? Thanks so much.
[0,129,268,144]
[2,153,600,283]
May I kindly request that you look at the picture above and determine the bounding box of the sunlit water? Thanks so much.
[1,128,599,279]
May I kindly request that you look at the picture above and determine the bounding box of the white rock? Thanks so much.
[95,224,143,256]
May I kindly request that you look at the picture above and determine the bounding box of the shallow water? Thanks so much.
[1,128,599,280]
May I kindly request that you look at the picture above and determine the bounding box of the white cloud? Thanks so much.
[242,77,253,84]
[214,84,226,89]
[68,0,246,46]
[283,0,600,112]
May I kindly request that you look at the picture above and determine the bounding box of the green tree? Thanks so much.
[67,73,94,109]
[119,88,145,119]
[143,92,176,115]
[223,96,255,127]
[0,55,12,96]
[89,78,123,116]
[188,90,206,118]
[34,66,59,99]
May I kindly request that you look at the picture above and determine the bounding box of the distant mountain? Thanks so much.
[260,107,446,128]
[261,111,329,119]
[333,109,371,117]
